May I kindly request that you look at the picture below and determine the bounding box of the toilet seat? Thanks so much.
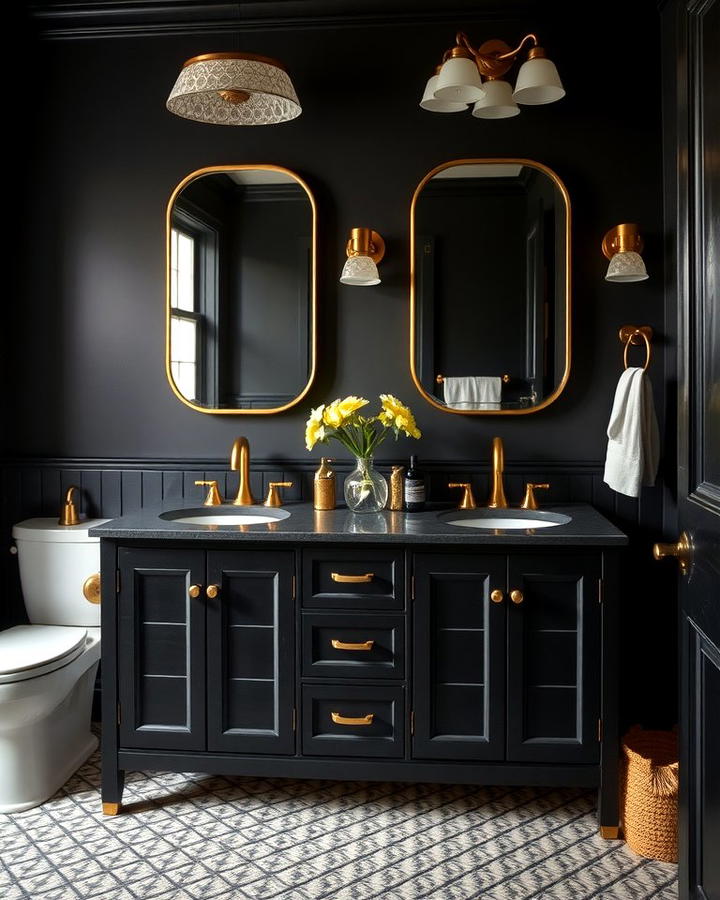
[0,626,88,684]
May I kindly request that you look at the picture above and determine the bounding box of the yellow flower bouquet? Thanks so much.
[305,394,421,512]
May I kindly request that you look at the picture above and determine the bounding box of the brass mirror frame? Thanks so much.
[410,157,571,415]
[165,163,317,415]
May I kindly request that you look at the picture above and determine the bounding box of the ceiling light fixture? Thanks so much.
[340,228,385,286]
[167,52,301,126]
[420,32,564,120]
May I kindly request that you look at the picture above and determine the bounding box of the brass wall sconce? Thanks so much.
[420,32,564,119]
[602,224,649,282]
[339,228,385,286]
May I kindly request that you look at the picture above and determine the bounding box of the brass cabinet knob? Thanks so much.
[510,589,524,605]
[206,584,220,599]
[653,532,692,573]
[188,584,202,599]
[491,589,504,604]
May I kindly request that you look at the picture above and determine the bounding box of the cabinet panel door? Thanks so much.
[507,553,601,763]
[206,550,295,754]
[412,553,506,760]
[118,548,206,751]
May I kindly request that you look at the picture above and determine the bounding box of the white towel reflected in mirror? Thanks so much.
[443,376,502,410]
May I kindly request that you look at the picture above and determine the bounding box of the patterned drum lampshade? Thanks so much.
[167,52,301,126]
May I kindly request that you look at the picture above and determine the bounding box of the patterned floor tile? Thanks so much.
[0,736,677,900]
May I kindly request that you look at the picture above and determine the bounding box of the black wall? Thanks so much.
[5,2,677,727]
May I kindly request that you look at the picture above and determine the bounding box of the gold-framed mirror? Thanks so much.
[410,158,571,415]
[166,164,317,414]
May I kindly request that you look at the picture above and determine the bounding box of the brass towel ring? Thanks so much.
[623,329,651,371]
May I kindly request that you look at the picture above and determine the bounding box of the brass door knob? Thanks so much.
[188,584,202,598]
[653,532,692,573]
[206,584,220,599]
[491,589,504,604]
[510,589,524,605]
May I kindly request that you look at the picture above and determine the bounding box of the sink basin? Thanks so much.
[160,507,291,527]
[438,509,571,530]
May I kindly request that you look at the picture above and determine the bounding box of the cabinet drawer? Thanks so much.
[302,684,405,757]
[302,549,403,609]
[302,614,405,679]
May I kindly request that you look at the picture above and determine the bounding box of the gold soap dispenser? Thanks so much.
[313,457,336,510]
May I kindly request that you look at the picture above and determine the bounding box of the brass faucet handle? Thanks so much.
[520,482,549,510]
[195,480,223,506]
[59,485,81,526]
[448,482,477,510]
[264,481,293,508]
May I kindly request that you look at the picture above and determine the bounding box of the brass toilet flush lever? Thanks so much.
[520,482,549,510]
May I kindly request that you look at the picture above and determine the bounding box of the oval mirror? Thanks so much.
[166,165,316,414]
[410,158,570,414]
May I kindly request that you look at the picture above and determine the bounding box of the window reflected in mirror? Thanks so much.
[166,165,317,414]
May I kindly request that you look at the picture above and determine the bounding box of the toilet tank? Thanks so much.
[12,518,110,626]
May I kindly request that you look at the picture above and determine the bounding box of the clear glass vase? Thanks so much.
[344,456,388,513]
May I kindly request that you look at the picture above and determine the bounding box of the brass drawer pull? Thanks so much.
[188,584,202,599]
[331,639,375,651]
[331,712,374,726]
[331,572,374,583]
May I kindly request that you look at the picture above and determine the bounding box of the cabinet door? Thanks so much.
[206,550,295,754]
[412,553,506,760]
[506,553,601,763]
[118,548,206,751]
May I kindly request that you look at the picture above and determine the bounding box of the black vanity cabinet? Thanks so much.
[116,547,294,756]
[412,552,601,765]
[98,509,623,832]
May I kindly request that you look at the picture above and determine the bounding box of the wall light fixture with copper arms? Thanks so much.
[420,32,565,119]
[602,224,649,282]
[340,228,385,286]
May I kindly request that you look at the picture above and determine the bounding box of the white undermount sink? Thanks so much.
[438,509,571,530]
[160,507,291,526]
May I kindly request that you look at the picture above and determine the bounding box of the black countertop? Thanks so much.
[90,502,627,547]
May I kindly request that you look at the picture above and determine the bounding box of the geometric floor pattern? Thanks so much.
[0,742,678,899]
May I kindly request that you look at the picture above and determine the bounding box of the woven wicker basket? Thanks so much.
[620,726,679,863]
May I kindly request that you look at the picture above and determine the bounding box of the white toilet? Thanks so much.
[0,518,108,813]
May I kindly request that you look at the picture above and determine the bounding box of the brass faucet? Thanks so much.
[448,482,477,509]
[230,437,256,506]
[487,436,508,508]
[521,482,549,510]
[195,480,223,506]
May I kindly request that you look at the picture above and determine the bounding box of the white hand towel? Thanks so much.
[443,376,502,410]
[603,367,660,497]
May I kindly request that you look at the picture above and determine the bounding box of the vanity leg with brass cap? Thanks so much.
[600,825,620,840]
[102,802,121,816]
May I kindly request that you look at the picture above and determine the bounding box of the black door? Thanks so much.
[506,553,601,764]
[412,552,505,760]
[206,550,295,754]
[117,548,206,751]
[663,2,720,895]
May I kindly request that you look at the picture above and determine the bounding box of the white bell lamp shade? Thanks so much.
[471,79,520,119]
[420,74,468,112]
[340,256,381,286]
[434,56,485,103]
[605,251,649,283]
[167,52,301,125]
[512,55,565,105]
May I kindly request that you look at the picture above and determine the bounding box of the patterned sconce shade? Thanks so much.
[166,53,301,126]
[340,256,381,286]
[605,251,649,283]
